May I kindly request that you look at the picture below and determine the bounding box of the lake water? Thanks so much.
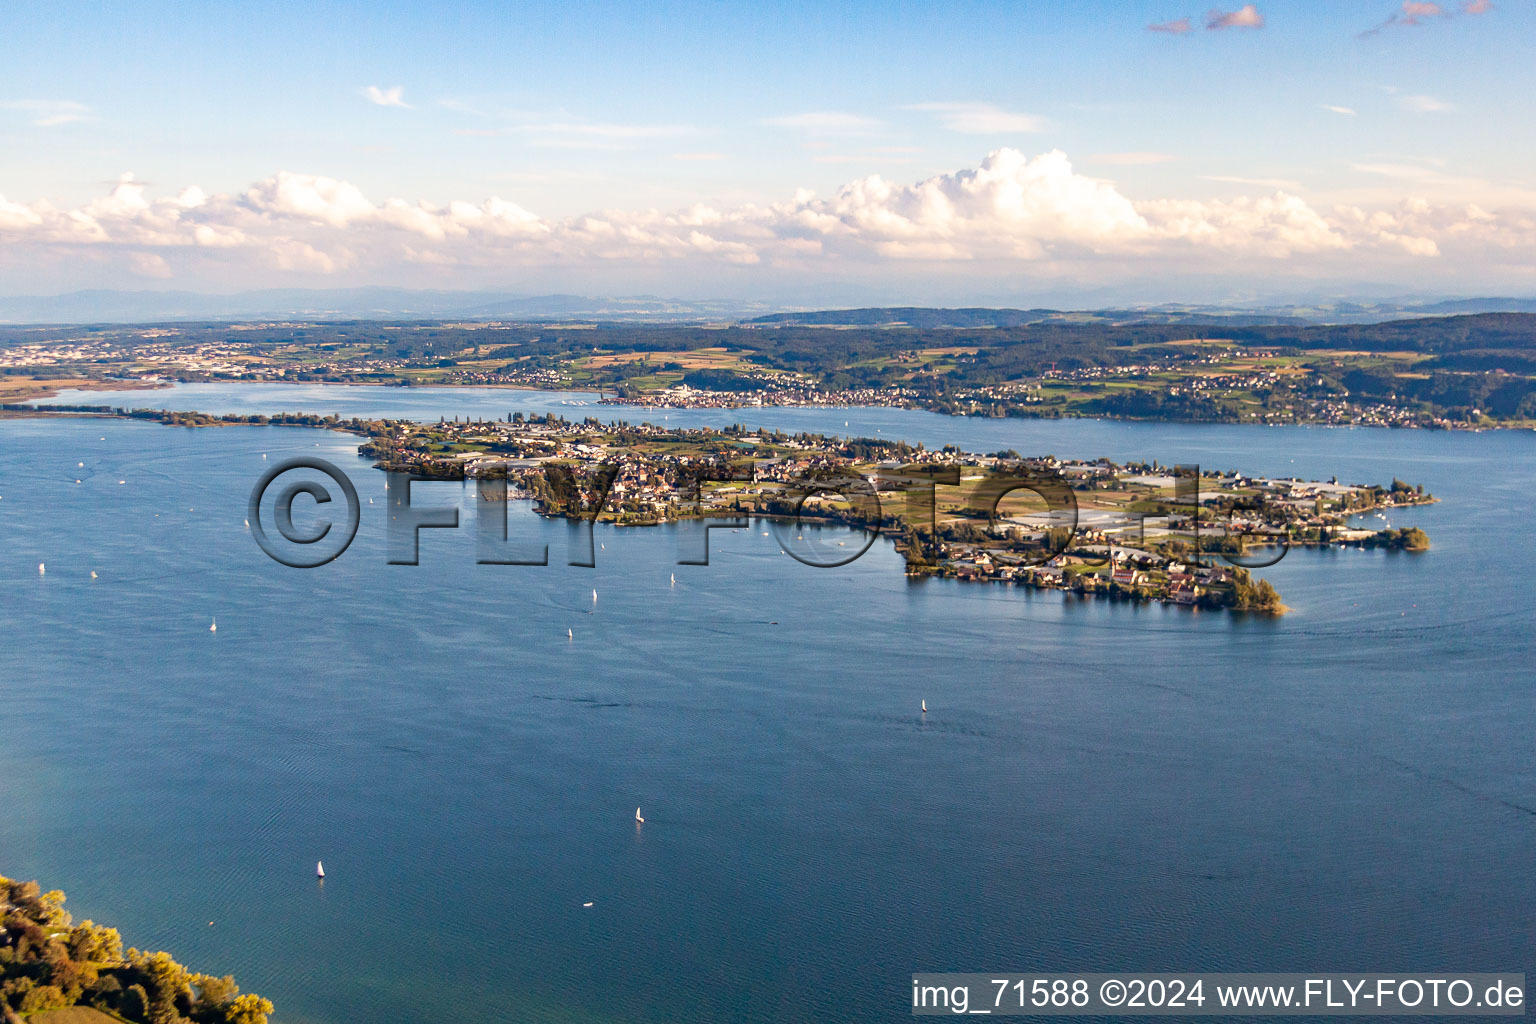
[4,384,1533,1023]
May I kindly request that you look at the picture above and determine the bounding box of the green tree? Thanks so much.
[18,984,68,1014]
[38,890,69,925]
[86,972,124,1010]
[122,983,151,1022]
[131,950,190,1024]
[194,974,239,1009]
[223,993,274,1024]
[68,921,124,965]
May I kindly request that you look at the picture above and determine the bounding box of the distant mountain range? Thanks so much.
[2,287,1536,326]
[0,288,777,324]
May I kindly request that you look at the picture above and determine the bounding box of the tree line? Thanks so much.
[1,876,271,1024]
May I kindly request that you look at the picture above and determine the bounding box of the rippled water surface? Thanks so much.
[4,385,1533,1023]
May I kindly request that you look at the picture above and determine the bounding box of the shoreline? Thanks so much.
[11,380,1536,433]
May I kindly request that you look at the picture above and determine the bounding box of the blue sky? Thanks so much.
[1,1,1531,303]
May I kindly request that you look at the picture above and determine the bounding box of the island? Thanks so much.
[1,875,272,1024]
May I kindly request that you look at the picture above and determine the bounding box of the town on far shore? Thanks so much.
[5,309,1536,429]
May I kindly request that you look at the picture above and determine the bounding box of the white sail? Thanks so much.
[635,807,644,823]
[316,860,325,878]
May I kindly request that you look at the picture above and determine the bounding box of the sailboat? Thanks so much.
[592,589,598,602]
[635,807,644,824]
[670,573,676,586]
[37,563,45,576]
[90,571,98,579]
[921,699,927,714]
[567,628,573,639]
[209,620,217,633]
[316,861,325,879]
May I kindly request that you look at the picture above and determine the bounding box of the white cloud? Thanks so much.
[0,100,92,127]
[1323,105,1358,116]
[5,150,1536,289]
[427,101,693,148]
[1399,1,1448,24]
[905,103,1047,134]
[763,112,883,135]
[362,86,412,109]
[1400,93,1455,112]
[517,121,691,148]
[1089,152,1178,165]
[1202,174,1305,190]
[1148,17,1194,33]
[1206,5,1265,29]
[1347,162,1487,192]
[128,252,173,278]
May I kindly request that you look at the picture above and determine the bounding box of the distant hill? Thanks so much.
[748,302,1536,329]
[1406,297,1536,316]
[2,287,1535,327]
[1227,313,1536,371]
[745,306,1314,328]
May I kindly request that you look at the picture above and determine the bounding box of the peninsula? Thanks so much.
[360,413,1434,615]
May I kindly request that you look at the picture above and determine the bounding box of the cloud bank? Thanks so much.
[2,151,1534,292]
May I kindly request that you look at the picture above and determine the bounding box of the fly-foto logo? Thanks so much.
[248,457,1286,571]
